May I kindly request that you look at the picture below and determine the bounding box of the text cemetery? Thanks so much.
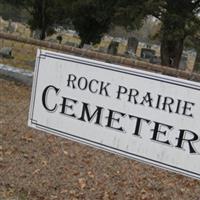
[42,74,198,154]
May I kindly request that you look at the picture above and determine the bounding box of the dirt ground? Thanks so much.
[0,77,200,200]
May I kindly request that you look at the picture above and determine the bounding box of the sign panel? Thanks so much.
[29,49,200,180]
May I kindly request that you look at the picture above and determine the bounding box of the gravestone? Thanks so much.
[179,55,187,70]
[194,53,200,72]
[83,44,92,50]
[126,37,138,54]
[140,48,155,59]
[0,17,3,31]
[0,47,13,58]
[107,41,119,55]
[7,20,13,33]
[7,20,17,33]
[33,30,42,39]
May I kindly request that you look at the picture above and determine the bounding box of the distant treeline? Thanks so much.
[0,2,29,22]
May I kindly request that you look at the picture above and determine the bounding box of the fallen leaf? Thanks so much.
[32,168,40,175]
[88,171,94,178]
[78,178,86,190]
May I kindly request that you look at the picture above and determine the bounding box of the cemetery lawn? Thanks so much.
[0,39,37,70]
[0,37,126,72]
[1,76,200,199]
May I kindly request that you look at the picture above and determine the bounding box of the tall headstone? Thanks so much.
[0,17,3,31]
[7,19,13,33]
[33,30,42,39]
[107,41,119,55]
[194,53,200,72]
[179,54,187,70]
[126,37,138,54]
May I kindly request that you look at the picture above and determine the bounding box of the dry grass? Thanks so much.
[0,37,127,71]
[0,39,37,70]
[1,76,200,200]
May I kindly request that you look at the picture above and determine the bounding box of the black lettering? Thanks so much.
[128,89,139,104]
[67,74,76,89]
[99,82,111,97]
[140,92,153,107]
[78,103,103,125]
[176,129,199,154]
[89,79,99,94]
[155,94,162,109]
[60,97,77,118]
[162,97,174,113]
[129,115,151,136]
[151,122,173,145]
[175,99,182,115]
[182,101,195,118]
[42,85,60,112]
[106,109,126,132]
[78,77,88,90]
[116,85,127,100]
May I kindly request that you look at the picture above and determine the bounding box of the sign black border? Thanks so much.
[29,50,200,180]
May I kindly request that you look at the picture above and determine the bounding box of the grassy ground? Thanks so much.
[0,39,37,70]
[1,76,200,200]
[0,37,126,71]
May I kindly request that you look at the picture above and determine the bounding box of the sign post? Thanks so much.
[29,49,200,180]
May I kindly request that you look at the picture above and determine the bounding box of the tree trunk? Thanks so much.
[40,28,46,40]
[194,52,200,72]
[161,37,184,68]
[79,40,85,48]
[39,0,46,40]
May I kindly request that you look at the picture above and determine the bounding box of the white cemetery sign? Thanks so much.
[28,49,200,180]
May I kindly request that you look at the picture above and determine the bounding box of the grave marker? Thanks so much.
[0,47,13,58]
